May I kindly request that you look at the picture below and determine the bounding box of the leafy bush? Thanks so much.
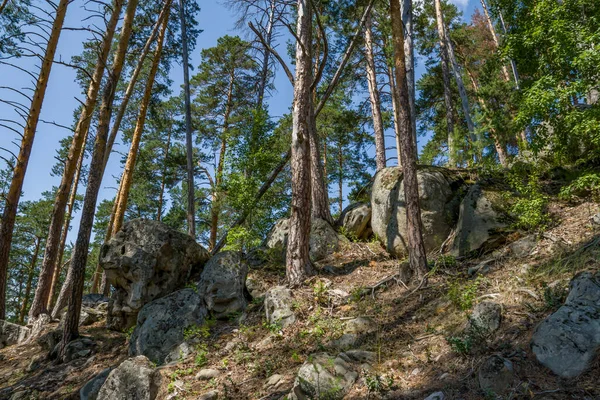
[559,172,600,201]
[447,276,487,311]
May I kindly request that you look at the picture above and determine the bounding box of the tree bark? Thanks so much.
[385,58,402,167]
[111,4,171,237]
[434,0,456,167]
[28,0,122,320]
[157,125,172,222]
[179,0,196,238]
[286,0,314,287]
[401,0,417,155]
[51,255,73,319]
[364,14,386,171]
[0,0,69,319]
[308,104,332,224]
[18,237,40,323]
[390,0,428,280]
[479,0,511,82]
[60,0,138,354]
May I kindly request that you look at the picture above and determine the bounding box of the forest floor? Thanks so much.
[1,200,599,399]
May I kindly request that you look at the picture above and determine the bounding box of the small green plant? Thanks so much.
[183,317,216,341]
[194,344,209,367]
[448,276,487,311]
[542,283,568,310]
[364,372,395,395]
[505,162,550,231]
[349,286,364,303]
[263,319,283,334]
[185,282,198,293]
[312,280,328,304]
[339,226,359,242]
[290,350,302,363]
[124,325,136,339]
[446,335,473,355]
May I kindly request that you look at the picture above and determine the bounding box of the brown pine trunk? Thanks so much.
[390,0,428,280]
[308,106,332,224]
[287,0,315,287]
[338,146,343,213]
[18,238,41,323]
[60,0,138,354]
[179,0,196,238]
[0,0,69,319]
[401,0,417,154]
[51,254,73,319]
[386,59,403,167]
[48,129,88,309]
[364,14,386,171]
[434,0,456,167]
[28,0,122,320]
[111,5,170,237]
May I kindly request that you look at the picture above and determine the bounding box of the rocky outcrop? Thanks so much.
[129,288,207,365]
[290,353,359,400]
[0,320,30,349]
[451,184,509,257]
[97,356,161,400]
[101,219,210,331]
[264,286,296,328]
[266,218,345,262]
[531,271,600,378]
[197,251,249,319]
[80,367,113,400]
[336,203,372,240]
[371,167,466,257]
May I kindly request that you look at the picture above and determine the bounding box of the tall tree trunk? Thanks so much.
[157,126,172,222]
[111,5,171,237]
[479,0,511,82]
[390,0,428,280]
[90,195,118,294]
[48,129,88,309]
[338,146,343,213]
[0,0,69,319]
[364,14,386,171]
[29,0,122,320]
[209,75,234,250]
[496,7,520,89]
[308,105,332,224]
[179,0,196,238]
[287,0,315,287]
[60,0,138,354]
[386,60,402,167]
[434,0,456,167]
[256,0,276,109]
[401,0,417,155]
[18,238,41,323]
[51,254,73,319]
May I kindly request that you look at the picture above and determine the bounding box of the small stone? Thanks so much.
[439,373,450,381]
[264,374,285,390]
[342,350,376,364]
[197,390,219,400]
[478,355,514,395]
[424,392,445,400]
[469,301,502,333]
[410,368,421,376]
[344,317,377,335]
[509,235,537,258]
[195,369,220,380]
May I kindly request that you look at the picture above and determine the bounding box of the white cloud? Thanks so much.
[448,0,470,9]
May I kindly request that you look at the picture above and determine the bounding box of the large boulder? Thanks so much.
[531,271,600,378]
[129,288,207,365]
[264,286,296,328]
[80,367,113,400]
[97,356,161,400]
[371,167,466,257]
[336,203,372,240]
[265,218,345,262]
[451,184,509,257]
[290,353,358,400]
[101,219,210,331]
[0,320,30,349]
[197,251,249,318]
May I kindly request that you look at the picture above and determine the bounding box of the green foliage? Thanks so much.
[364,373,395,396]
[559,172,600,202]
[194,344,209,367]
[505,163,550,231]
[446,335,473,356]
[448,276,487,311]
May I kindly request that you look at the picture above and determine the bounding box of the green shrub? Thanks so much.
[559,172,600,201]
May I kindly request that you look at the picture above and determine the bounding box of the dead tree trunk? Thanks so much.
[60,0,138,354]
[28,0,122,320]
[287,0,315,287]
[364,14,386,171]
[401,0,417,155]
[18,237,41,323]
[0,0,69,319]
[390,0,428,280]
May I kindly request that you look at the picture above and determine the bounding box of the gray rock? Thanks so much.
[60,337,95,363]
[452,184,509,257]
[478,355,514,395]
[336,203,372,240]
[81,294,109,309]
[58,306,105,328]
[342,350,376,364]
[424,392,445,400]
[197,251,249,318]
[129,288,207,365]
[290,353,358,400]
[80,367,113,400]
[264,374,286,391]
[509,235,537,258]
[469,302,502,333]
[101,219,210,331]
[265,218,345,262]
[97,356,161,400]
[531,271,600,378]
[246,277,264,299]
[0,320,30,349]
[197,390,219,400]
[195,368,220,380]
[36,328,61,352]
[371,167,465,257]
[264,286,296,328]
[344,317,377,335]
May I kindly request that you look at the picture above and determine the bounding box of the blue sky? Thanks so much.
[1,0,479,243]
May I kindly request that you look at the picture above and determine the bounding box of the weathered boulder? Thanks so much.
[58,306,105,327]
[451,184,509,257]
[197,251,249,318]
[101,219,210,331]
[509,235,537,258]
[129,288,207,365]
[58,337,95,363]
[80,367,113,400]
[336,203,372,240]
[371,167,466,257]
[531,271,600,378]
[0,320,30,349]
[478,355,515,395]
[265,218,345,262]
[469,301,502,333]
[330,316,377,349]
[97,356,161,400]
[195,368,220,380]
[290,353,358,400]
[264,286,296,328]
